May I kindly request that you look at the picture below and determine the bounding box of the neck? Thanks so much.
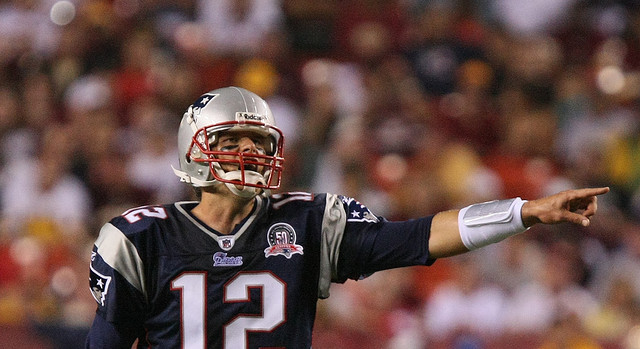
[192,187,256,235]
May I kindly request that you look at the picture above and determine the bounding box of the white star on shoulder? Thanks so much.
[351,210,360,218]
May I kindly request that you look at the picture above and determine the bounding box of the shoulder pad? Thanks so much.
[110,205,171,234]
[338,195,380,223]
[270,192,317,209]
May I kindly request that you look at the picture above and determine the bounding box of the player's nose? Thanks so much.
[238,137,259,153]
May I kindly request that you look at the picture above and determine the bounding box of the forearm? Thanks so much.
[428,210,469,259]
[427,187,609,259]
[428,198,528,258]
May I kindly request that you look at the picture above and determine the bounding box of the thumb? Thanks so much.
[564,211,590,227]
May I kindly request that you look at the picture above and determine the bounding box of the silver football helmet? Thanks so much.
[173,86,284,197]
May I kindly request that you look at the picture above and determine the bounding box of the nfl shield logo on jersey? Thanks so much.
[264,223,304,259]
[219,237,235,251]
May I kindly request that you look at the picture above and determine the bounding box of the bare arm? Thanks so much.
[429,210,468,259]
[428,187,610,259]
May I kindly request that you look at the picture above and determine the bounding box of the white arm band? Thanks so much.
[458,197,529,250]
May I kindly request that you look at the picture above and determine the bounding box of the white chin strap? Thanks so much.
[219,170,267,198]
[172,165,270,198]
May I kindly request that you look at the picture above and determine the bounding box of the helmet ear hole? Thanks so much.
[185,154,192,164]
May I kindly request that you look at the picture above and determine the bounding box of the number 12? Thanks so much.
[171,271,286,349]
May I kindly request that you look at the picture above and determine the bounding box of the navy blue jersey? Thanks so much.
[86,192,435,349]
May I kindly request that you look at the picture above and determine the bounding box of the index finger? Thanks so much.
[568,187,610,199]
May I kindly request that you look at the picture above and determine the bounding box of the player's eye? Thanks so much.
[218,136,239,151]
[220,144,239,151]
[217,134,270,154]
[251,138,267,153]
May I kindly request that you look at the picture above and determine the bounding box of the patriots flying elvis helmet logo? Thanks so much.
[191,93,219,120]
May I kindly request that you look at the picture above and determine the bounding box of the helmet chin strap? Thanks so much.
[219,170,266,198]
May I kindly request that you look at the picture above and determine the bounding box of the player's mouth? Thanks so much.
[242,156,262,172]
[244,164,259,172]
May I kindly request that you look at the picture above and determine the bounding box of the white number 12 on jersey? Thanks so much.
[172,271,286,349]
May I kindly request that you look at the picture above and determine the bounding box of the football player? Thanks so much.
[85,86,609,348]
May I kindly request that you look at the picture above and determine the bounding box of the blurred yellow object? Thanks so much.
[458,59,494,90]
[436,143,481,204]
[234,59,280,98]
[607,136,640,191]
[25,218,61,246]
[583,306,632,342]
[82,0,115,28]
[0,288,26,325]
[538,339,602,349]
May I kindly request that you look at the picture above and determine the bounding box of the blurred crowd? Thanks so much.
[1,0,640,348]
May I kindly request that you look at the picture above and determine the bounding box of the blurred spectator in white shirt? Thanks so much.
[197,0,284,57]
[1,125,91,240]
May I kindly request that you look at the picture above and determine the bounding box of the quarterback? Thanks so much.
[85,86,608,348]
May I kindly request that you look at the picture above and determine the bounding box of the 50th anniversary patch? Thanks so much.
[264,223,303,259]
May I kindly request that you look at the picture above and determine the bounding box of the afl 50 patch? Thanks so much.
[264,223,304,259]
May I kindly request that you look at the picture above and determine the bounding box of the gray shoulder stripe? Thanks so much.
[95,223,147,301]
[318,193,347,299]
